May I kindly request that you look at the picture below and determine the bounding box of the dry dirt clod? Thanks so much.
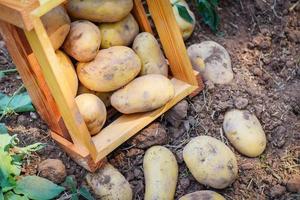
[234,97,249,109]
[252,35,272,50]
[128,122,168,149]
[286,29,300,43]
[126,148,144,157]
[38,159,67,184]
[286,175,300,192]
[270,184,286,198]
[165,100,188,128]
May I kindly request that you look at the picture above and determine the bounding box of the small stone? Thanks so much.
[253,68,263,77]
[165,100,188,128]
[286,175,300,192]
[241,162,255,170]
[252,35,272,50]
[175,150,184,164]
[125,171,134,181]
[128,122,168,149]
[270,184,286,198]
[179,177,190,190]
[234,97,249,109]
[30,112,38,119]
[286,60,294,68]
[17,115,28,126]
[38,159,66,184]
[169,126,185,138]
[133,168,142,178]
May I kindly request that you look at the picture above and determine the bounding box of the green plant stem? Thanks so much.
[0,69,17,74]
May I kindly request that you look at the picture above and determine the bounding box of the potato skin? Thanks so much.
[66,0,133,23]
[75,94,106,135]
[223,109,266,157]
[111,74,175,114]
[183,136,238,189]
[99,14,139,49]
[188,41,233,84]
[133,32,168,76]
[63,20,101,62]
[86,163,132,200]
[77,84,112,107]
[41,5,70,50]
[179,190,225,200]
[77,46,141,92]
[55,50,78,97]
[143,146,178,200]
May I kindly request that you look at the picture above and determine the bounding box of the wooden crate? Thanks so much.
[0,0,203,172]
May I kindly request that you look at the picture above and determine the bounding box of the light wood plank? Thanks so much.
[93,78,197,162]
[132,0,153,34]
[32,0,65,17]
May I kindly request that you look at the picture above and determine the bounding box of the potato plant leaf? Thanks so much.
[0,92,35,115]
[0,72,5,80]
[78,186,95,200]
[4,191,29,200]
[14,176,65,200]
[0,191,3,200]
[0,150,19,192]
[0,123,7,135]
[195,0,220,32]
[176,4,194,23]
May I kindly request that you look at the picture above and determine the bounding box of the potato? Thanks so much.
[143,146,178,200]
[171,0,196,40]
[66,0,133,23]
[86,163,132,200]
[75,94,106,136]
[183,136,238,189]
[63,20,101,62]
[188,41,234,84]
[99,14,139,49]
[55,50,78,97]
[77,46,141,92]
[179,190,225,200]
[223,109,266,157]
[132,32,168,76]
[41,5,70,50]
[111,74,175,114]
[77,84,112,107]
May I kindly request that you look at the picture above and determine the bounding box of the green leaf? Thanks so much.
[0,124,7,135]
[4,192,29,200]
[176,4,194,23]
[71,194,79,200]
[14,176,64,200]
[15,143,44,155]
[78,186,94,200]
[196,0,220,32]
[0,191,4,200]
[210,0,219,7]
[0,72,5,80]
[0,92,35,115]
[62,176,77,194]
[0,150,20,191]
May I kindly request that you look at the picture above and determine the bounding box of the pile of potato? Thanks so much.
[42,0,187,136]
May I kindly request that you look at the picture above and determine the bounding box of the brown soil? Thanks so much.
[0,0,299,199]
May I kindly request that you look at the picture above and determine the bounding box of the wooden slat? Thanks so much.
[0,0,39,30]
[146,0,199,86]
[24,16,97,159]
[132,0,153,34]
[32,0,66,17]
[93,78,197,162]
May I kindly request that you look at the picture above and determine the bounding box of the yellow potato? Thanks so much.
[63,20,101,62]
[75,94,106,136]
[55,50,78,97]
[223,109,266,157]
[171,0,196,40]
[143,146,178,200]
[99,14,139,49]
[77,46,141,92]
[77,84,112,107]
[133,32,168,76]
[66,0,133,23]
[86,163,132,200]
[111,74,175,114]
[188,41,234,84]
[179,190,225,200]
[41,5,70,50]
[183,136,238,189]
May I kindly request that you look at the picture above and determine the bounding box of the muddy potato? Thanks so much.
[75,94,106,135]
[63,20,101,62]
[183,136,238,189]
[55,50,78,97]
[77,84,112,107]
[223,109,266,157]
[111,74,175,114]
[99,14,139,49]
[188,41,234,84]
[132,32,168,76]
[179,190,225,200]
[66,0,133,23]
[41,5,70,50]
[144,146,178,200]
[171,0,195,40]
[77,46,141,92]
[86,163,132,200]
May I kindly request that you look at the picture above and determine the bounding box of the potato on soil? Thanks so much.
[77,84,112,107]
[183,136,238,189]
[41,5,70,50]
[99,14,139,49]
[132,32,168,76]
[111,74,175,114]
[179,190,225,200]
[55,50,78,98]
[86,163,132,200]
[171,0,196,40]
[66,0,133,23]
[188,41,234,84]
[77,46,141,92]
[143,146,178,200]
[223,109,267,157]
[63,20,101,62]
[75,94,106,136]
